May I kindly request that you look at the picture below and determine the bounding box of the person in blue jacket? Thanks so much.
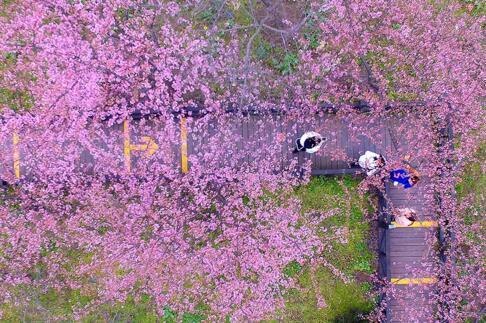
[390,166,420,189]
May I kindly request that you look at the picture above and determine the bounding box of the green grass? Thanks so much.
[0,290,186,323]
[282,268,374,323]
[455,141,485,322]
[456,141,485,239]
[1,176,374,322]
[456,141,486,206]
[272,175,376,322]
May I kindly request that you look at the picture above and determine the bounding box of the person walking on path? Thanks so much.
[293,131,326,154]
[390,165,420,189]
[358,151,386,176]
[391,208,417,227]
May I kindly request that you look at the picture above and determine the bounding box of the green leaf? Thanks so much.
[182,312,206,323]
[163,306,177,323]
[283,260,302,277]
[275,53,299,75]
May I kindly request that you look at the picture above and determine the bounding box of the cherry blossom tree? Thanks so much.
[0,0,484,321]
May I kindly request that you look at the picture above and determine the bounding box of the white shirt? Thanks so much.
[358,151,383,176]
[299,132,324,154]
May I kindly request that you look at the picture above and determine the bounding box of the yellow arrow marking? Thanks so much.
[130,136,158,156]
[13,131,20,179]
[181,117,188,174]
[391,221,438,228]
[391,277,436,284]
[124,119,158,172]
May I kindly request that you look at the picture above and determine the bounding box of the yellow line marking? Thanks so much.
[391,277,437,284]
[391,221,438,228]
[13,131,20,179]
[124,119,131,172]
[180,117,188,174]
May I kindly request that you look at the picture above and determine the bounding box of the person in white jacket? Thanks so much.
[358,151,386,176]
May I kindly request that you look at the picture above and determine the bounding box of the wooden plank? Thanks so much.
[389,271,435,278]
[301,117,314,168]
[294,118,302,171]
[389,249,431,257]
[388,237,434,245]
[343,121,354,166]
[386,120,394,153]
[331,117,339,169]
[387,306,434,317]
[266,116,279,173]
[388,229,431,238]
[363,132,371,155]
[389,256,434,264]
[309,114,317,169]
[390,240,429,247]
[248,117,257,171]
[388,235,430,242]
[368,124,380,152]
[386,190,429,198]
[337,118,347,169]
[276,115,284,172]
[186,118,196,170]
[389,291,433,300]
[307,115,317,170]
[389,260,433,268]
[234,118,242,167]
[388,301,434,309]
[388,311,434,322]
[241,116,247,165]
[388,300,431,308]
[311,168,360,176]
[351,133,364,163]
[318,115,329,169]
[244,116,252,166]
[287,117,296,172]
[281,116,288,170]
[318,114,326,169]
[389,262,435,269]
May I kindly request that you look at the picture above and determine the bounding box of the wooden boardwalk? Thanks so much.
[180,113,391,176]
[0,112,440,322]
[383,178,438,322]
